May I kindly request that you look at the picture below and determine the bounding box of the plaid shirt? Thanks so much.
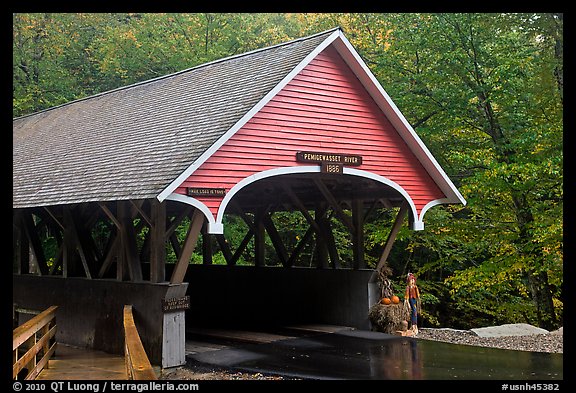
[405,285,420,300]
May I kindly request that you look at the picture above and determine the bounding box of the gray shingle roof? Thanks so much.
[13,29,338,208]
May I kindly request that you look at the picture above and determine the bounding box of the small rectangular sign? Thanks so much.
[321,162,343,174]
[162,296,191,313]
[296,151,362,166]
[187,187,226,197]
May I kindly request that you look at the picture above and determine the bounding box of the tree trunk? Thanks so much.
[512,192,558,330]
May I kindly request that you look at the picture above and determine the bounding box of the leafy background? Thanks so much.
[13,13,563,330]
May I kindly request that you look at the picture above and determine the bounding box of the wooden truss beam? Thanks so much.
[149,199,166,283]
[375,201,409,273]
[170,209,204,285]
[312,178,355,233]
[21,211,48,275]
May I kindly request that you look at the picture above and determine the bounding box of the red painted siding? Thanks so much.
[175,45,446,218]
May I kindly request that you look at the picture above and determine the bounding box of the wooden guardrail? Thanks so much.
[13,306,58,380]
[123,305,157,380]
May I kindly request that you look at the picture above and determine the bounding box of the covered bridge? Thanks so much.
[13,27,465,368]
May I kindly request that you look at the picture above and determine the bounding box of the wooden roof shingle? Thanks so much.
[13,28,338,208]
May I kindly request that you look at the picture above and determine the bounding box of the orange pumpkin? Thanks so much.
[391,295,400,304]
[381,297,391,305]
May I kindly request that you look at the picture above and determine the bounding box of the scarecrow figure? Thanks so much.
[378,264,394,301]
[404,272,421,335]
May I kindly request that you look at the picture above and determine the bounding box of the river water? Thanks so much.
[187,328,563,380]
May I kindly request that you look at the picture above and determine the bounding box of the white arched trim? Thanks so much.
[215,166,320,229]
[419,198,453,224]
[212,166,423,234]
[164,193,223,234]
[343,168,422,230]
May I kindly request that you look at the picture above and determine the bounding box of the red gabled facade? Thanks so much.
[174,44,446,222]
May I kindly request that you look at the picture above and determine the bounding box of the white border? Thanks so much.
[164,193,223,233]
[158,29,467,232]
[331,31,466,207]
[157,30,341,202]
[166,167,457,234]
[212,166,425,234]
[158,30,465,207]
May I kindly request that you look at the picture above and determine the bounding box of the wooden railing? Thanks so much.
[13,306,58,380]
[123,305,157,380]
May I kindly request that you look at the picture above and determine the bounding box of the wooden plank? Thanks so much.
[254,207,266,267]
[314,202,329,269]
[42,207,64,231]
[229,229,253,266]
[202,223,213,265]
[130,200,152,227]
[36,344,126,380]
[162,311,186,368]
[313,178,355,233]
[13,325,56,379]
[375,202,409,272]
[24,341,56,380]
[21,212,48,275]
[262,213,289,267]
[286,225,315,267]
[74,215,98,279]
[123,305,157,380]
[149,200,166,283]
[14,212,29,274]
[283,183,323,234]
[118,201,143,282]
[352,198,365,270]
[166,205,193,238]
[98,230,119,278]
[13,306,58,350]
[215,235,233,264]
[320,212,340,269]
[170,210,204,285]
[169,232,182,260]
[98,202,122,229]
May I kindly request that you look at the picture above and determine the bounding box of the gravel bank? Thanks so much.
[416,326,563,354]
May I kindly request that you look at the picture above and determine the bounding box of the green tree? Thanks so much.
[13,13,563,329]
[343,13,562,329]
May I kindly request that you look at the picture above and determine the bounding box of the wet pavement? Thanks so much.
[186,328,563,380]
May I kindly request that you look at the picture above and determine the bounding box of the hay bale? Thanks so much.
[369,303,410,334]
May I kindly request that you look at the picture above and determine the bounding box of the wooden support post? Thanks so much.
[286,225,315,267]
[14,212,30,274]
[118,201,143,282]
[254,208,266,267]
[21,212,48,275]
[98,230,119,278]
[229,229,253,266]
[202,222,213,265]
[314,202,329,269]
[62,209,80,278]
[215,235,233,264]
[169,233,182,260]
[262,212,289,267]
[313,178,355,233]
[170,210,204,285]
[149,200,166,283]
[375,202,409,272]
[75,220,98,279]
[166,206,193,238]
[317,213,340,269]
[352,198,365,270]
[283,184,323,234]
